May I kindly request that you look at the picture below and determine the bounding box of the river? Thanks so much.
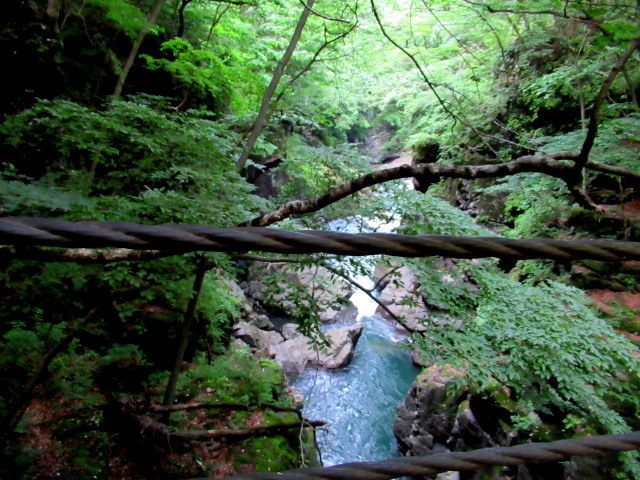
[291,257,420,466]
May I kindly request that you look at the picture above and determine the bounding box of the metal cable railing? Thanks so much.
[190,432,640,480]
[1,217,639,261]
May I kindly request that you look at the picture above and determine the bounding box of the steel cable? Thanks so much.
[188,432,640,480]
[1,217,639,261]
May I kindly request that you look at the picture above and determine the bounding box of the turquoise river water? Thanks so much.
[291,278,420,466]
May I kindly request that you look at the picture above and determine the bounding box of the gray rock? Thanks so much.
[248,262,356,323]
[411,349,430,367]
[313,322,364,369]
[249,313,275,331]
[393,365,607,479]
[270,322,364,373]
[232,338,251,351]
[375,266,429,332]
[393,365,469,458]
[269,336,310,373]
[282,323,302,340]
[232,321,283,354]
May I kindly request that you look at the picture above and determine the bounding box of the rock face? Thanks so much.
[232,314,364,374]
[248,262,358,324]
[269,322,364,373]
[374,260,476,334]
[220,276,275,330]
[394,365,615,480]
[375,266,430,332]
[394,365,472,457]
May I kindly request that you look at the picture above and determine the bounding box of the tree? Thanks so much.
[236,0,316,170]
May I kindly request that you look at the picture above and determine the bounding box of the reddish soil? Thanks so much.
[600,197,640,221]
[588,289,640,348]
[588,290,640,317]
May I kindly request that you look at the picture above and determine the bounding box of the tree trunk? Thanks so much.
[46,0,62,20]
[177,0,193,38]
[623,66,638,107]
[113,0,168,99]
[162,263,208,407]
[578,77,586,130]
[235,0,316,171]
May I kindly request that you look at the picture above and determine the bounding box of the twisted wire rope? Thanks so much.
[187,432,640,480]
[1,217,639,261]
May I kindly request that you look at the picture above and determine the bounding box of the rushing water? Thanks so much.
[291,275,420,466]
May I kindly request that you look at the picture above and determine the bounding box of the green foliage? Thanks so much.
[601,303,640,348]
[142,38,235,109]
[537,111,640,172]
[176,350,286,404]
[234,436,300,472]
[499,174,568,238]
[86,0,149,38]
[395,190,494,237]
[1,97,270,224]
[415,266,640,440]
[2,0,640,477]
[276,140,372,202]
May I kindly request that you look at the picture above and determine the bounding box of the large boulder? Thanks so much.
[269,322,364,373]
[232,321,283,353]
[248,262,357,323]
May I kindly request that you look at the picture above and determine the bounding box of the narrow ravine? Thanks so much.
[292,270,420,466]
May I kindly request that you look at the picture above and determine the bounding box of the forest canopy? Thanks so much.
[1,0,640,478]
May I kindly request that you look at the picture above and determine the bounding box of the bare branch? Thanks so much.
[457,0,600,25]
[371,265,402,292]
[0,246,183,263]
[321,263,415,333]
[297,0,351,23]
[171,419,325,442]
[150,401,302,416]
[586,160,640,180]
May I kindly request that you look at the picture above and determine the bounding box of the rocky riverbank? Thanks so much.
[227,261,363,374]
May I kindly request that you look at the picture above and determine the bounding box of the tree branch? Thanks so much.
[242,152,581,227]
[321,264,415,333]
[116,398,324,449]
[236,0,316,170]
[296,0,351,23]
[171,419,325,442]
[586,160,640,180]
[457,0,602,24]
[113,0,168,99]
[162,259,210,408]
[576,36,640,169]
[371,265,402,293]
[150,402,302,416]
[0,246,183,263]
